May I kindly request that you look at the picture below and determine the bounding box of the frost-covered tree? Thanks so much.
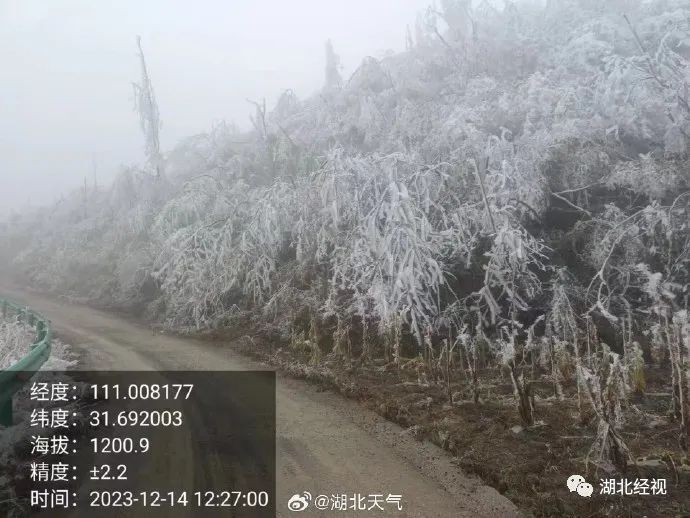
[324,39,342,89]
[3,0,690,468]
[133,36,163,178]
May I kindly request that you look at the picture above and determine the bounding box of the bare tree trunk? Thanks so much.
[509,360,535,427]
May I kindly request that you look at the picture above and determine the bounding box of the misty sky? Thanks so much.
[0,0,431,213]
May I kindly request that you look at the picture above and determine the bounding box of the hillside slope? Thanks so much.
[2,1,690,515]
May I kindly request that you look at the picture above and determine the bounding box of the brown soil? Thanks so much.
[225,330,690,518]
[4,276,687,517]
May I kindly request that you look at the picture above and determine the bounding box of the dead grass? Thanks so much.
[229,331,690,518]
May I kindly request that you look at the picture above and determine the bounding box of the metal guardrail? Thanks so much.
[0,298,52,426]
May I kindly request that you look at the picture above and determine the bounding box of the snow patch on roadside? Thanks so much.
[41,338,78,371]
[0,320,33,370]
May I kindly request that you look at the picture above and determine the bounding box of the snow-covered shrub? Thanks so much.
[2,0,690,430]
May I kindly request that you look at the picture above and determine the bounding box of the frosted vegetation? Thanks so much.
[2,0,690,472]
[0,319,33,370]
[0,315,71,371]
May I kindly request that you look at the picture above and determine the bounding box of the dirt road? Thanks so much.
[2,285,519,517]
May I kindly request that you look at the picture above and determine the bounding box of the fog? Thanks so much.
[0,0,430,214]
[2,2,689,515]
